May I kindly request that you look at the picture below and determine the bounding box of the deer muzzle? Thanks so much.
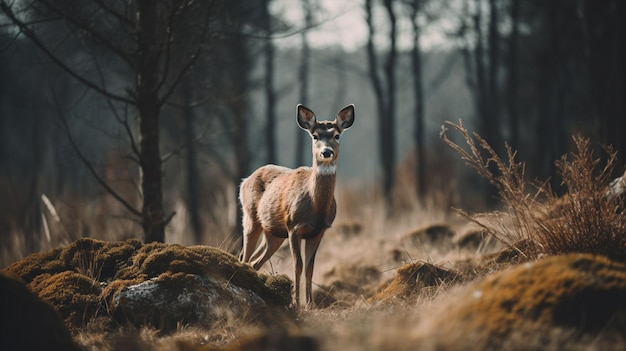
[320,148,334,159]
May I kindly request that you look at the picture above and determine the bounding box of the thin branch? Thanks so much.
[92,54,142,162]
[51,95,142,218]
[39,0,136,68]
[0,1,134,104]
[92,0,134,29]
[160,49,201,104]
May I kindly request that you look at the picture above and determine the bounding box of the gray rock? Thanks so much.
[113,273,267,331]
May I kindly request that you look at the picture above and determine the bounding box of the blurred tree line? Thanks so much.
[0,0,624,255]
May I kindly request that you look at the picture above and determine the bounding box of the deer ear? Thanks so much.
[336,104,355,132]
[297,104,316,131]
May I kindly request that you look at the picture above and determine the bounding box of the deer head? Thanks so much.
[297,104,355,173]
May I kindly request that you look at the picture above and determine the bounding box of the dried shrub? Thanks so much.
[442,120,626,262]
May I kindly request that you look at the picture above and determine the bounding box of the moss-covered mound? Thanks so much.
[2,238,292,333]
[372,261,461,302]
[418,254,626,350]
[0,271,82,351]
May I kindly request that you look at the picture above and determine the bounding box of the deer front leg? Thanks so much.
[304,232,324,307]
[288,231,303,307]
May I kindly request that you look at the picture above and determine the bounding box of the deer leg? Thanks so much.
[288,231,303,307]
[240,221,262,263]
[303,232,324,307]
[248,235,267,263]
[250,234,285,270]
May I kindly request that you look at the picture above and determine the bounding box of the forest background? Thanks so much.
[1,0,624,266]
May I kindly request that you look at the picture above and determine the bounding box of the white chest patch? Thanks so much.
[317,164,337,176]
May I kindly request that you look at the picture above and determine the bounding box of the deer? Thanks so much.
[239,104,355,308]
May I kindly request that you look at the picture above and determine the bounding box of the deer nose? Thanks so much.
[320,148,334,159]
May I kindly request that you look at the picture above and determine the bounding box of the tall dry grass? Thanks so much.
[442,120,626,262]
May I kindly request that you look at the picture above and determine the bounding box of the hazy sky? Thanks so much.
[271,0,454,52]
[271,0,367,51]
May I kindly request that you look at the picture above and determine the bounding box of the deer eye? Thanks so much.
[334,134,340,140]
[313,134,319,140]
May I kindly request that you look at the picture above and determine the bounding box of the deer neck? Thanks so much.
[309,161,337,206]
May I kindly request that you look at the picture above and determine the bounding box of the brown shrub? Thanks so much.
[443,121,626,262]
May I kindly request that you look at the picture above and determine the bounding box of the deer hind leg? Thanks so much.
[250,233,285,270]
[304,232,324,307]
[240,218,262,263]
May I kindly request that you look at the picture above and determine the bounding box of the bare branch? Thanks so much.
[92,0,134,29]
[160,49,201,104]
[51,93,142,218]
[39,0,136,68]
[92,54,142,162]
[0,1,134,104]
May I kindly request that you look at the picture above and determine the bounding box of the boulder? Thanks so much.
[113,272,268,331]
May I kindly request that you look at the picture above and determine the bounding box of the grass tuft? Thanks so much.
[442,120,626,262]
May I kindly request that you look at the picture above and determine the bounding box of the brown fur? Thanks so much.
[240,104,355,307]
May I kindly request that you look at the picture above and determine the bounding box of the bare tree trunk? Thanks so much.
[507,0,520,152]
[295,0,311,167]
[473,0,487,127]
[460,0,503,207]
[383,0,397,201]
[182,77,203,244]
[262,0,276,165]
[232,103,248,251]
[366,0,396,204]
[487,0,500,136]
[410,0,426,201]
[137,0,165,243]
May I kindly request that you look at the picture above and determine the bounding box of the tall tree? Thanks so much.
[458,0,503,206]
[295,0,313,167]
[365,0,397,204]
[261,0,277,165]
[408,0,426,200]
[507,0,520,152]
[0,0,211,242]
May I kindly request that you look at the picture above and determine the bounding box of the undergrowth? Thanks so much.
[442,120,626,262]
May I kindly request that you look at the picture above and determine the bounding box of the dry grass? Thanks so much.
[5,123,626,350]
[442,120,626,262]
